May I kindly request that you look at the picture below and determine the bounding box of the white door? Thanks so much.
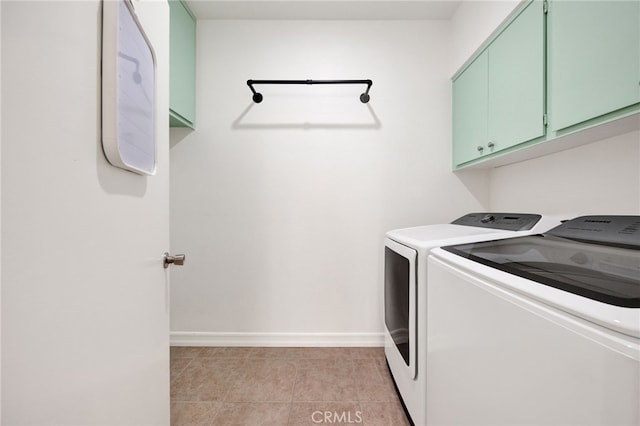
[1,1,171,424]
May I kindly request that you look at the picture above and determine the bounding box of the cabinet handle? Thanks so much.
[487,141,495,149]
[477,146,484,152]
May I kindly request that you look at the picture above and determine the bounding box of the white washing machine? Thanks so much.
[384,213,563,426]
[427,215,640,425]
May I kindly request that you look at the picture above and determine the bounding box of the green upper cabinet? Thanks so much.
[487,0,545,151]
[548,0,640,132]
[453,51,489,166]
[169,0,196,128]
[453,0,545,167]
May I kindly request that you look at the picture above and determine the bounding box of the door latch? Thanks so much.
[164,252,186,269]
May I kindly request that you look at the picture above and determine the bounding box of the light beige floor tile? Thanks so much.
[171,358,246,402]
[171,401,221,426]
[197,346,254,358]
[355,382,398,403]
[346,347,385,359]
[352,359,398,402]
[288,358,353,371]
[247,347,303,359]
[171,346,202,359]
[292,367,358,402]
[171,357,193,383]
[170,347,399,424]
[195,347,219,357]
[210,347,254,358]
[291,347,353,359]
[211,402,291,425]
[248,347,353,359]
[352,357,388,372]
[225,359,297,402]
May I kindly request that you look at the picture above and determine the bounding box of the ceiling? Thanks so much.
[186,0,463,20]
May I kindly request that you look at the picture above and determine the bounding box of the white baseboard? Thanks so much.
[170,331,384,347]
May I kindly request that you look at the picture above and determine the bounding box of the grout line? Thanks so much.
[290,360,300,404]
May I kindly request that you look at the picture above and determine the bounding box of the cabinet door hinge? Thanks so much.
[543,113,548,126]
[543,0,548,14]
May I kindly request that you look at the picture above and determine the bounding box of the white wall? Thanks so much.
[489,131,640,216]
[451,0,640,217]
[169,19,489,345]
[2,1,170,424]
[450,0,521,73]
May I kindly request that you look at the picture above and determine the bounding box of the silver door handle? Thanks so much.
[164,252,186,268]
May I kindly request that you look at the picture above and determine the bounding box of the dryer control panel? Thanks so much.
[451,213,542,231]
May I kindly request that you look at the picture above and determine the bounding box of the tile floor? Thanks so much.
[170,347,411,426]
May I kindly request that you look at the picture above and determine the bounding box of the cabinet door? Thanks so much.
[169,0,196,128]
[453,51,488,166]
[549,0,640,131]
[488,0,545,151]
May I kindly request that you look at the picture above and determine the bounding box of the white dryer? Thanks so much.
[427,215,640,425]
[384,213,563,426]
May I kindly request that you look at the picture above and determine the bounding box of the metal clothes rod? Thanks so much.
[246,79,373,103]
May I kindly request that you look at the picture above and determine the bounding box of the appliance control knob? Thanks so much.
[481,214,495,223]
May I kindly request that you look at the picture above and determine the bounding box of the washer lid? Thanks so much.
[442,234,640,308]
